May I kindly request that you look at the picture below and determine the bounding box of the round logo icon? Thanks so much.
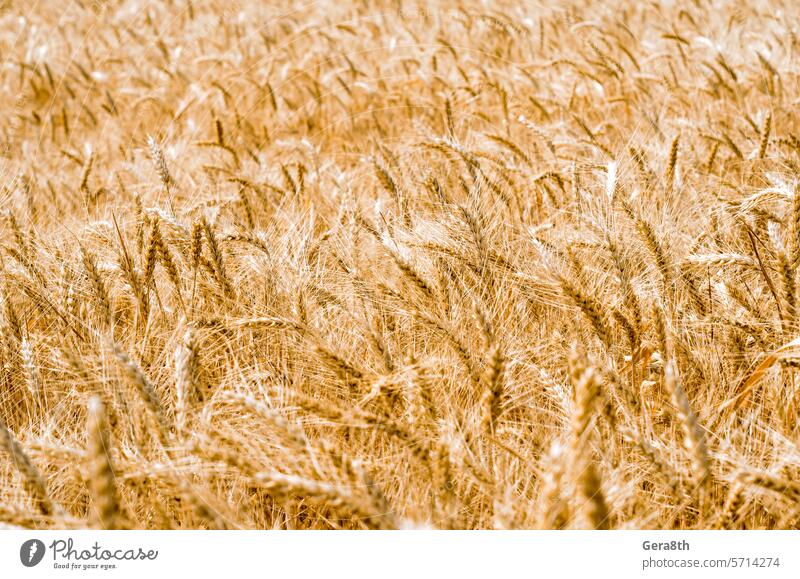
[20,539,46,567]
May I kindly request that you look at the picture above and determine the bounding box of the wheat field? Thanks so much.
[1,0,799,530]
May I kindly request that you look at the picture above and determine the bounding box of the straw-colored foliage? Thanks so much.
[1,0,800,529]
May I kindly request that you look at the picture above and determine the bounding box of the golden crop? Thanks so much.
[1,0,799,529]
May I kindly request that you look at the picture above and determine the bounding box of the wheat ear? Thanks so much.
[664,360,710,493]
[0,419,53,515]
[87,397,121,529]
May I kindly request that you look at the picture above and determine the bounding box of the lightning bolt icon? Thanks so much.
[29,542,38,563]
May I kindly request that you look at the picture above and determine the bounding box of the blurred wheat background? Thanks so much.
[1,0,799,530]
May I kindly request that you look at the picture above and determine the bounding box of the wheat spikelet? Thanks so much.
[0,419,53,515]
[620,200,672,293]
[230,317,305,332]
[738,471,800,504]
[790,181,800,283]
[190,219,203,267]
[188,219,203,310]
[2,289,23,343]
[110,343,170,443]
[705,141,720,172]
[623,428,682,502]
[664,360,709,492]
[613,309,636,350]
[220,393,309,451]
[410,361,439,428]
[80,245,112,328]
[153,221,183,307]
[480,343,505,433]
[714,481,745,529]
[758,111,772,158]
[80,151,94,204]
[568,351,610,529]
[169,476,230,530]
[191,430,264,477]
[537,442,568,529]
[577,459,610,530]
[288,388,431,470]
[174,328,198,431]
[200,217,235,299]
[147,135,174,213]
[223,233,271,256]
[20,338,42,406]
[373,159,409,226]
[236,185,255,230]
[5,210,32,261]
[665,135,679,191]
[143,219,161,287]
[252,472,398,530]
[313,343,364,385]
[222,391,395,520]
[571,373,599,443]
[87,397,121,530]
[652,300,670,360]
[777,248,796,328]
[409,308,480,383]
[386,245,436,301]
[686,253,758,269]
[558,276,613,349]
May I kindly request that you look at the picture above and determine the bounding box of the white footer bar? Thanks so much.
[1,531,797,578]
